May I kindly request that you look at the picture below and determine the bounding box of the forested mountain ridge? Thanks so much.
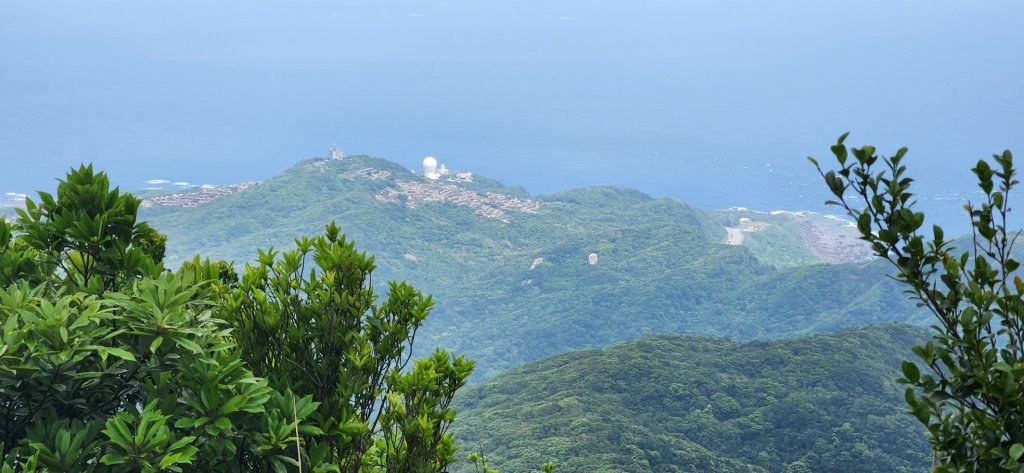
[452,323,932,473]
[140,156,926,379]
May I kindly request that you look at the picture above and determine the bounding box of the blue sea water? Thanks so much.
[2,0,1022,233]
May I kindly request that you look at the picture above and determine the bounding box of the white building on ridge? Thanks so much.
[423,156,471,182]
[423,156,439,179]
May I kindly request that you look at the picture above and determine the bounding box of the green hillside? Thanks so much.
[140,156,925,379]
[452,324,931,473]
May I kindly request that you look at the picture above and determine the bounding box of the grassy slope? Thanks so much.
[141,156,925,379]
[452,324,931,473]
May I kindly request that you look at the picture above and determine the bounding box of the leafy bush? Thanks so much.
[811,134,1024,471]
[0,165,477,472]
[221,223,473,472]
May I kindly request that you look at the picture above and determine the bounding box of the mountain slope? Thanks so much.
[140,156,925,378]
[452,324,931,473]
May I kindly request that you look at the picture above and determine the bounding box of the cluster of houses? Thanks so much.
[352,167,391,181]
[140,182,260,208]
[376,179,541,223]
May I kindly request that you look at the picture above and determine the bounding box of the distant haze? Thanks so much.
[2,0,1022,232]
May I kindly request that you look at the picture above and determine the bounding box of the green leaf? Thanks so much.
[904,388,917,407]
[105,347,137,362]
[1012,444,1024,461]
[168,436,196,451]
[901,361,920,384]
[100,453,127,465]
[220,395,246,414]
[149,336,164,353]
[172,336,203,354]
[214,417,231,430]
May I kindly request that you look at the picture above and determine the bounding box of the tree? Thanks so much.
[11,164,165,293]
[810,134,1024,471]
[0,166,315,472]
[221,223,474,472]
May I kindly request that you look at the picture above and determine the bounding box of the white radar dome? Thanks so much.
[422,156,440,180]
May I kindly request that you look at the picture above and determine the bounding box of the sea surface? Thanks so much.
[2,0,1022,233]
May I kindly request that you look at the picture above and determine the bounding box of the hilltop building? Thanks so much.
[329,146,345,160]
[423,156,439,179]
[422,156,472,182]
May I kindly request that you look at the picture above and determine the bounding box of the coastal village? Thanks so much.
[140,181,260,208]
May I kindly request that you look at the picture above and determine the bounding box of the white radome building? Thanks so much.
[423,156,439,179]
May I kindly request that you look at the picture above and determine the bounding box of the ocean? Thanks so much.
[2,0,1022,233]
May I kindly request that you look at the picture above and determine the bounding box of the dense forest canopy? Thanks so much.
[452,324,931,473]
